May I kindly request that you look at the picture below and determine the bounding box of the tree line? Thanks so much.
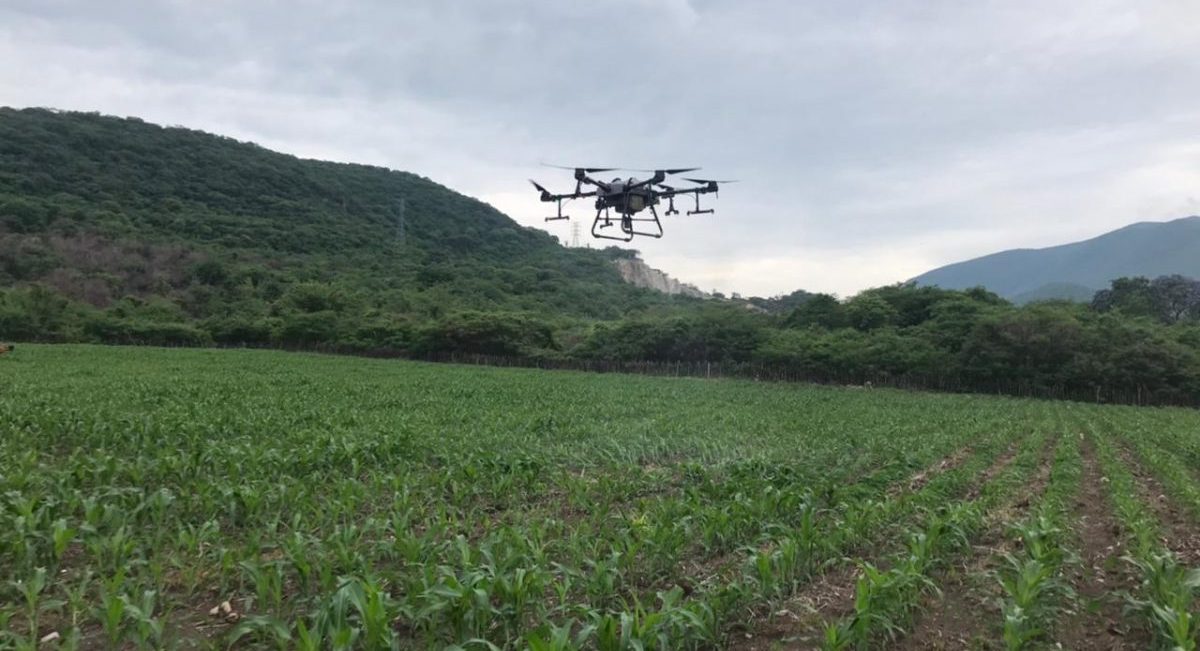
[5,274,1200,406]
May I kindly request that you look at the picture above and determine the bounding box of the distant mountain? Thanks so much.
[912,216,1200,302]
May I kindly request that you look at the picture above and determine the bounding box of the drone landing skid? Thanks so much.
[686,191,713,216]
[544,198,569,222]
[590,206,664,242]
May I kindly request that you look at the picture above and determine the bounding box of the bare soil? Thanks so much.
[1116,444,1200,566]
[893,438,1056,650]
[889,445,974,498]
[733,440,1034,650]
[728,565,860,650]
[1053,435,1148,651]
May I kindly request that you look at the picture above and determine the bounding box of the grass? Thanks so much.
[0,344,1198,649]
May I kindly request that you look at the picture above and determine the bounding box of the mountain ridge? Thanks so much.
[911,216,1200,301]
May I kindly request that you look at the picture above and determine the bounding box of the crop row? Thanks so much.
[2,346,1199,649]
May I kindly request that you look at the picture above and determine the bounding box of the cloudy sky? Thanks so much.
[2,1,1199,297]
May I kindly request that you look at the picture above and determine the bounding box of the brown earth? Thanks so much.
[728,564,860,650]
[1053,435,1147,651]
[893,437,1056,650]
[1116,444,1200,566]
[733,440,1034,650]
[889,445,974,498]
[665,446,984,612]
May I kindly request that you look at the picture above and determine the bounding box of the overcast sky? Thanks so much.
[2,1,1199,297]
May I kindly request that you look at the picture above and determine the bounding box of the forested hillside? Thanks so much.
[0,108,692,332]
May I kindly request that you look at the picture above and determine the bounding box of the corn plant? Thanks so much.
[1124,553,1200,651]
[5,344,1200,647]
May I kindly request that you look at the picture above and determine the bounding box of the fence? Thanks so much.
[271,344,1193,409]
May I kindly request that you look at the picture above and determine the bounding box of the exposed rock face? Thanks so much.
[613,257,709,298]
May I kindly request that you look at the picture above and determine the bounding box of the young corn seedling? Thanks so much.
[239,558,286,614]
[995,516,1076,650]
[121,590,165,651]
[96,573,129,648]
[11,567,64,649]
[1124,552,1200,651]
[525,621,598,651]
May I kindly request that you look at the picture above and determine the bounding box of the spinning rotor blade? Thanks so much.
[683,178,738,184]
[629,167,701,176]
[529,179,556,201]
[542,163,618,174]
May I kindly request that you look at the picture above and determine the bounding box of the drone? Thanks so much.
[530,166,732,242]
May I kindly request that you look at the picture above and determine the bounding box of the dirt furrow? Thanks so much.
[729,565,858,650]
[892,438,1056,650]
[733,439,1034,650]
[1054,436,1147,651]
[1115,443,1200,566]
[888,445,973,498]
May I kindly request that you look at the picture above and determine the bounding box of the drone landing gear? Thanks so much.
[687,192,714,216]
[591,206,630,242]
[665,195,679,216]
[544,198,569,222]
[591,205,664,242]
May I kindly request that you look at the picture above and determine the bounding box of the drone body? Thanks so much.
[530,166,730,242]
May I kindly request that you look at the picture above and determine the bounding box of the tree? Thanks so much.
[1092,277,1156,319]
[1149,275,1200,323]
[419,311,555,357]
[916,294,1003,353]
[844,293,898,331]
[856,284,973,327]
[960,304,1086,390]
[0,284,75,341]
[784,294,846,329]
[192,259,231,286]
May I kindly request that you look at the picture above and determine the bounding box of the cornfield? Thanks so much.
[1,345,1197,649]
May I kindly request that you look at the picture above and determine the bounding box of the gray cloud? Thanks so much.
[2,0,1199,296]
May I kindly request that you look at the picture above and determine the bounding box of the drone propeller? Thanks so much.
[629,167,701,176]
[529,179,553,200]
[542,163,618,174]
[683,178,738,185]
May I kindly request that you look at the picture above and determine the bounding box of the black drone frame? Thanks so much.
[531,167,727,243]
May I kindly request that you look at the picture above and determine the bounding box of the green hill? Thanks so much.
[0,108,698,347]
[911,216,1200,301]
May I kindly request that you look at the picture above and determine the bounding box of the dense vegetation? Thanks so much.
[0,108,685,323]
[2,346,1197,649]
[4,108,1200,404]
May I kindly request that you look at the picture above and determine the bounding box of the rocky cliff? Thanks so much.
[613,258,709,298]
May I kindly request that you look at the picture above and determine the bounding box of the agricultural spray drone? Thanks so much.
[529,165,733,242]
